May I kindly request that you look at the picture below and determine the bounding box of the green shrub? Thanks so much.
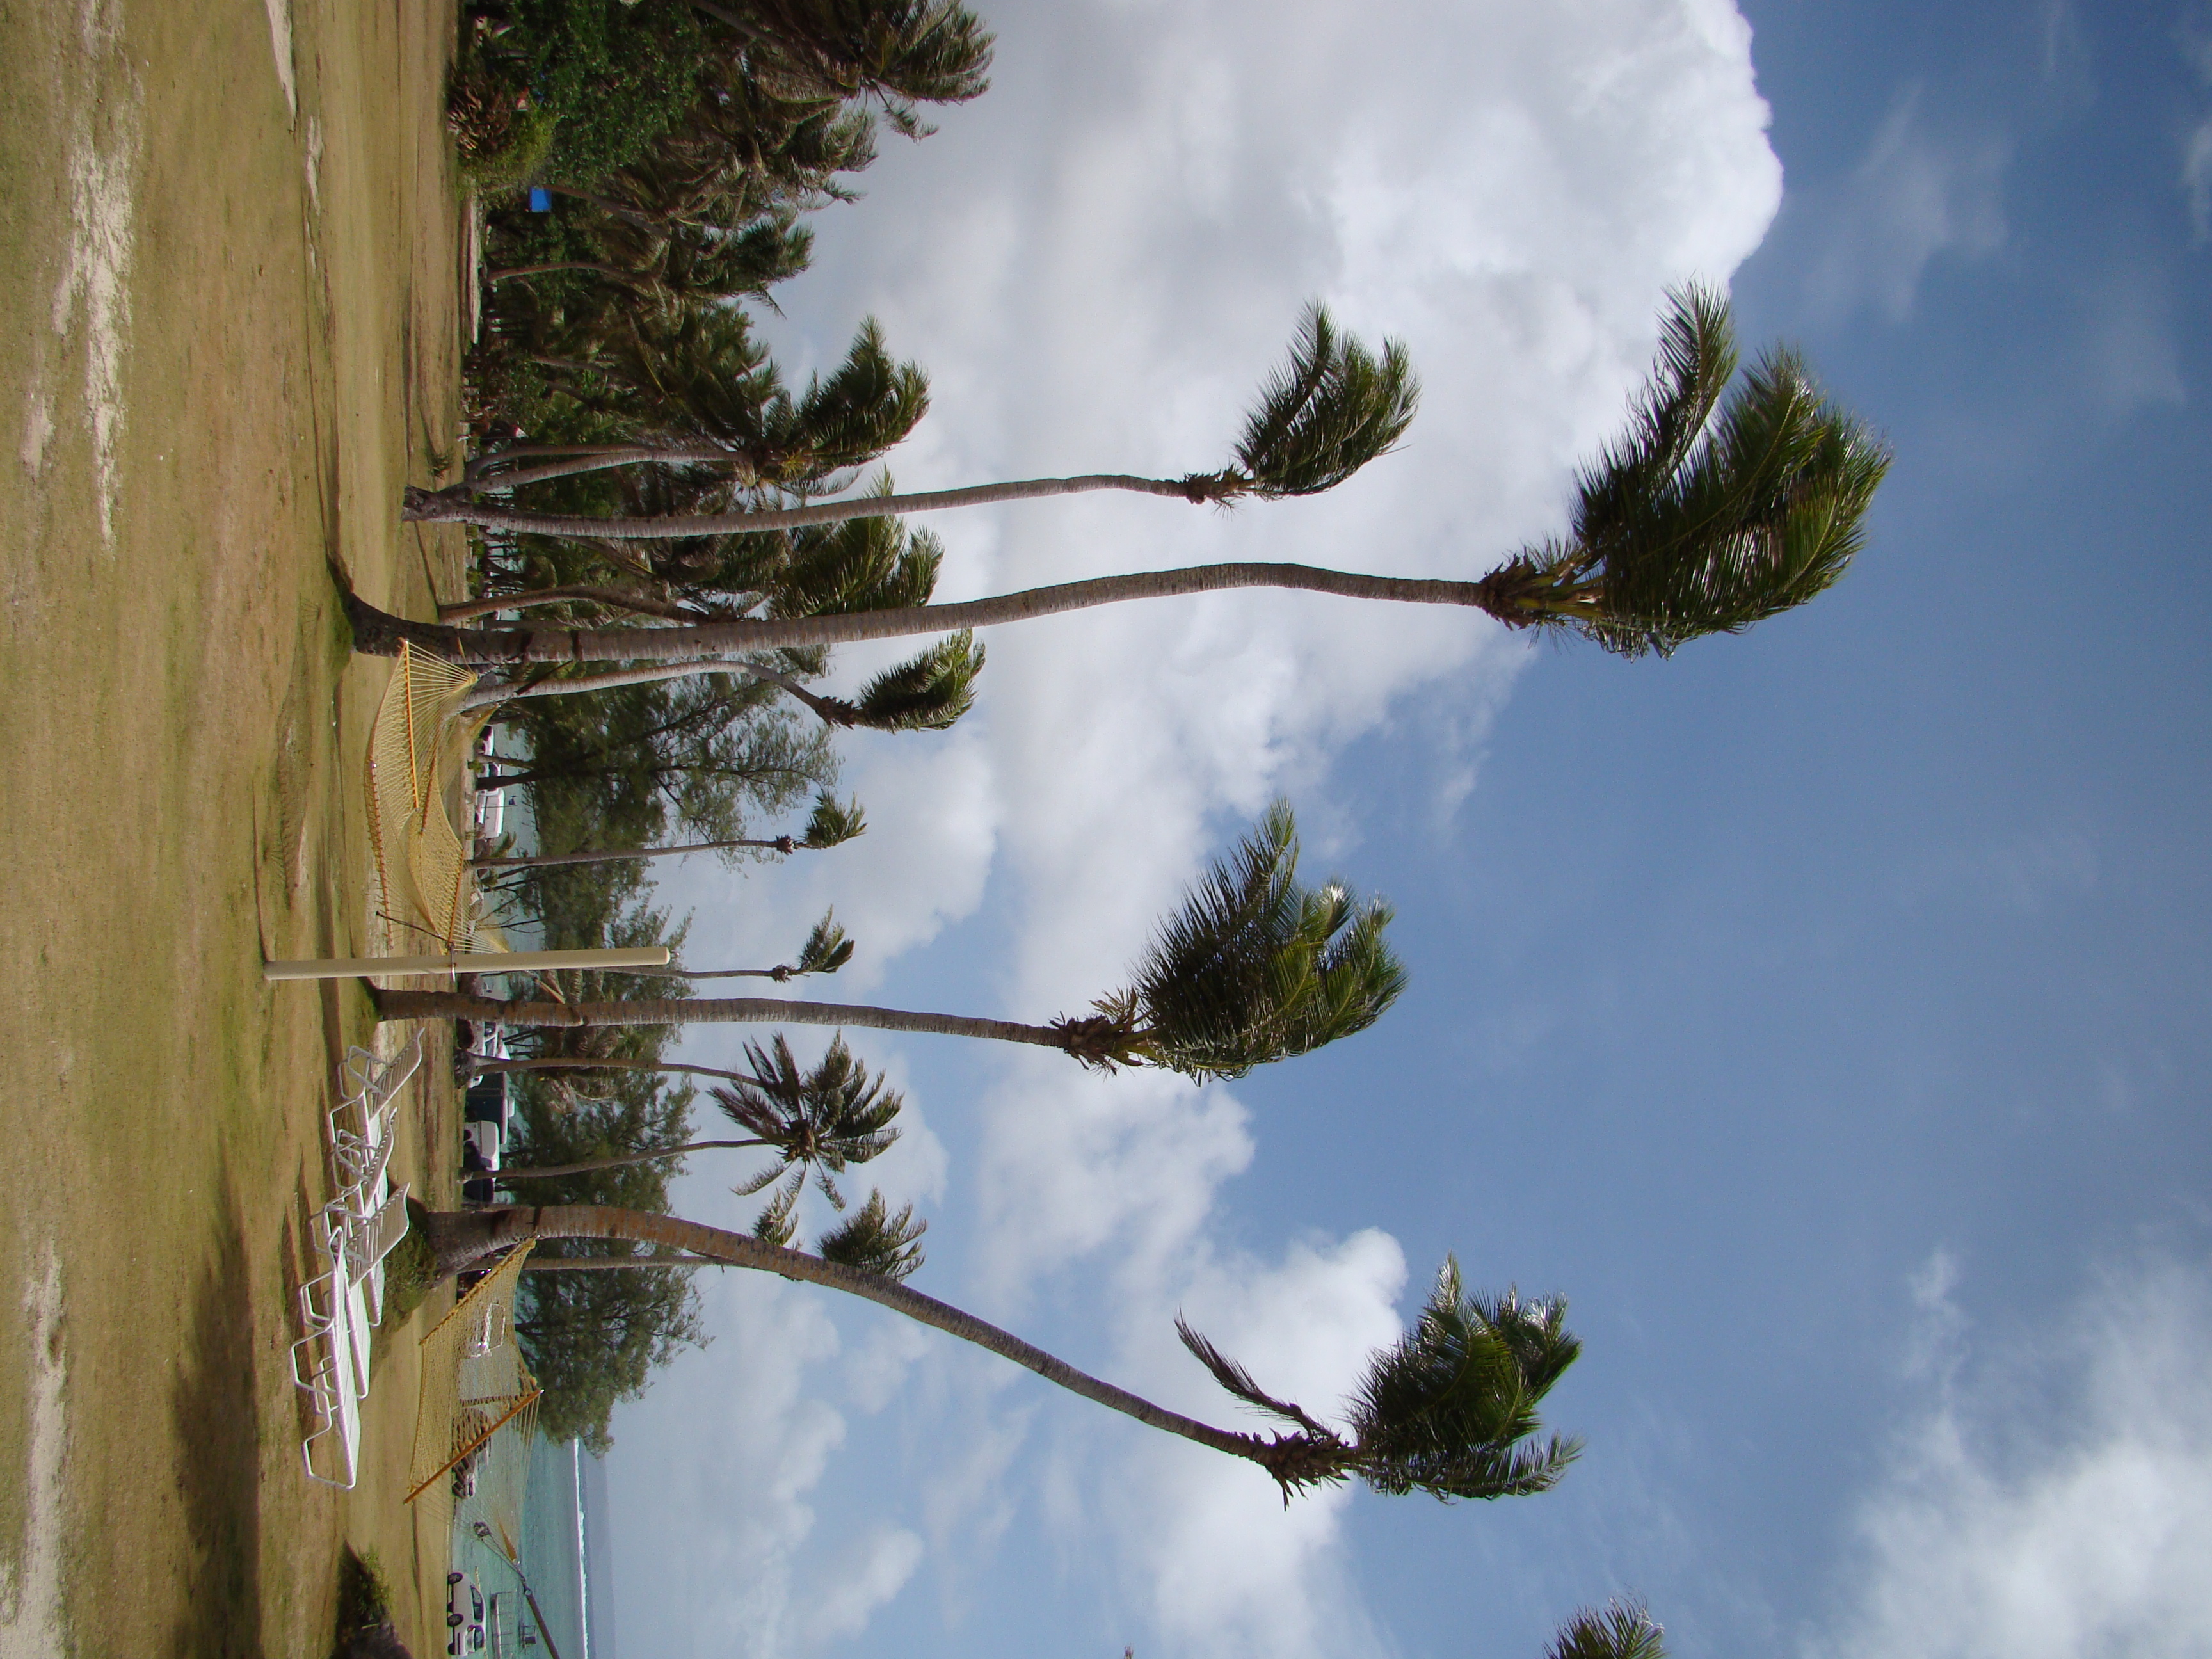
[504,0,709,185]
[461,104,559,196]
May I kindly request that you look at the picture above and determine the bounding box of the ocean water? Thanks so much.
[447,1432,592,1659]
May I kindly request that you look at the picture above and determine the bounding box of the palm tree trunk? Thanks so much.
[460,661,749,712]
[492,1137,769,1181]
[440,584,703,625]
[378,988,1071,1050]
[522,1255,719,1270]
[472,837,792,869]
[403,472,1214,538]
[467,1057,753,1084]
[461,447,755,497]
[487,261,636,284]
[423,1205,1263,1463]
[342,562,1521,665]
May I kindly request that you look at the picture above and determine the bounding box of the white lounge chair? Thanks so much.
[294,1246,362,1489]
[319,1183,412,1400]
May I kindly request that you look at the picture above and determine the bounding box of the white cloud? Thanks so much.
[1806,88,2008,322]
[605,1274,853,1659]
[2182,116,2212,242]
[1100,1230,1410,1659]
[1807,1254,2212,1659]
[2082,268,2186,417]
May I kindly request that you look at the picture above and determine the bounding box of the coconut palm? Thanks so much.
[418,1204,1577,1502]
[383,803,1404,1082]
[624,909,856,982]
[474,789,864,870]
[495,1031,899,1188]
[358,289,1887,668]
[451,312,928,508]
[407,301,1409,533]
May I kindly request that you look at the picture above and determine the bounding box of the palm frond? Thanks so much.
[1126,802,1405,1079]
[839,630,983,731]
[770,503,942,617]
[787,910,855,976]
[788,319,931,477]
[815,1188,927,1281]
[751,1175,801,1245]
[1481,286,1891,657]
[1174,1317,1332,1436]
[603,302,784,461]
[1546,1604,1667,1659]
[801,790,867,847]
[1345,1259,1582,1501]
[1223,304,1419,500]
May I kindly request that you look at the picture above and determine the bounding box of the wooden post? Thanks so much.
[262,946,671,981]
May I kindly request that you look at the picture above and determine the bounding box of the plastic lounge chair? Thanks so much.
[319,1183,413,1397]
[317,1183,410,1400]
[341,1034,422,1114]
[294,1245,362,1488]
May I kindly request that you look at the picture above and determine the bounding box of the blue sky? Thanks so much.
[603,4,2212,1655]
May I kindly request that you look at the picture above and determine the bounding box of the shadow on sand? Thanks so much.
[169,1183,266,1659]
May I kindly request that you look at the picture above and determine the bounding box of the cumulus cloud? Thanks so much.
[1807,1254,2212,1659]
[604,1274,856,1659]
[1098,1229,1410,1659]
[618,1,1788,1654]
[1805,87,2008,322]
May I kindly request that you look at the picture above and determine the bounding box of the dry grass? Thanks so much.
[0,0,476,1652]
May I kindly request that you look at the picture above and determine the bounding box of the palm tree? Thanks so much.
[419,1203,1578,1502]
[495,1032,899,1187]
[406,301,1410,533]
[623,909,856,982]
[384,804,1404,1082]
[355,289,1888,668]
[449,312,929,509]
[473,790,864,870]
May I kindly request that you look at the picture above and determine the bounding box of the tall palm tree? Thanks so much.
[355,289,1887,667]
[473,791,865,870]
[418,1203,1578,1502]
[623,909,856,982]
[449,312,929,508]
[496,1032,899,1187]
[520,1183,926,1279]
[384,804,1404,1082]
[406,301,1410,532]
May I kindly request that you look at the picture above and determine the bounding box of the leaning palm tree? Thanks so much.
[623,909,856,982]
[495,1031,899,1186]
[406,301,1410,533]
[418,1200,1578,1502]
[383,803,1404,1081]
[355,289,1887,668]
[449,312,929,506]
[473,789,865,870]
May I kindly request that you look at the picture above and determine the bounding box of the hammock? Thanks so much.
[364,641,504,956]
[408,1241,542,1537]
